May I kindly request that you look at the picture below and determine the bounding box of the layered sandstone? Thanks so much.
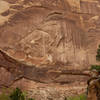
[0,48,89,99]
[0,0,100,99]
[0,0,100,69]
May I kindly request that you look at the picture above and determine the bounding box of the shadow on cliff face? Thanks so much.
[0,49,90,87]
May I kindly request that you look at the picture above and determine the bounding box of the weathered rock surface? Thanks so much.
[0,49,90,86]
[0,49,89,99]
[0,0,100,99]
[0,0,100,68]
[87,70,100,100]
[12,79,87,100]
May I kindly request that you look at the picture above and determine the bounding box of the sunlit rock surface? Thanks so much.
[0,0,100,99]
[0,0,100,68]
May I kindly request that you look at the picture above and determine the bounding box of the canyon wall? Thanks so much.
[0,0,100,68]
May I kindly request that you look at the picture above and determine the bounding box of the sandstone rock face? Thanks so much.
[0,0,100,68]
[11,78,86,100]
[1,0,100,99]
[0,67,14,87]
[0,49,90,85]
[0,48,89,100]
[87,70,100,100]
[0,1,100,99]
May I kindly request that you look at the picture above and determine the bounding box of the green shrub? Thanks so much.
[10,88,25,100]
[96,45,100,61]
[67,94,87,100]
[90,65,100,71]
[0,88,35,100]
[90,45,100,71]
